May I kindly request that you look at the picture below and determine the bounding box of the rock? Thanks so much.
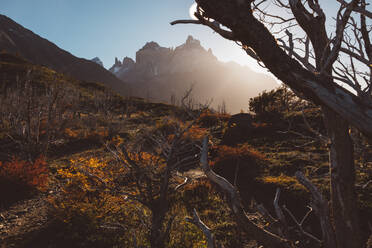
[108,35,278,113]
[139,41,160,51]
[122,57,134,68]
[114,57,121,66]
[91,57,103,67]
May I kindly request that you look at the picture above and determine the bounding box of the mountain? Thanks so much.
[91,57,103,67]
[0,14,125,93]
[110,35,278,113]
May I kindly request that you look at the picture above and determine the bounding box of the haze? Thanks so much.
[1,0,268,74]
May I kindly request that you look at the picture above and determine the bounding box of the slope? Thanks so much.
[0,14,126,94]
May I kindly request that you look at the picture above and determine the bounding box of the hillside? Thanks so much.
[109,36,278,113]
[0,53,371,247]
[0,14,126,94]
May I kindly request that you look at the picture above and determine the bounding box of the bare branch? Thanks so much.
[200,137,293,248]
[174,176,190,191]
[186,209,216,248]
[336,0,372,19]
[320,0,359,73]
[295,171,337,247]
[171,14,235,41]
[282,205,322,244]
[274,188,289,237]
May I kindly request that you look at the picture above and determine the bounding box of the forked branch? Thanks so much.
[200,137,293,248]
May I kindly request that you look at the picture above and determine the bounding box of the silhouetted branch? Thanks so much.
[200,137,293,248]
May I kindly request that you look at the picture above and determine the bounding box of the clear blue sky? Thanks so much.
[1,0,265,71]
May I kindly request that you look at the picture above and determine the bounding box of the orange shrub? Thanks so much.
[155,117,183,135]
[183,125,208,141]
[64,128,79,138]
[0,156,49,191]
[197,111,230,128]
[251,122,269,128]
[210,144,267,205]
[50,156,150,246]
[212,143,267,163]
[84,127,109,139]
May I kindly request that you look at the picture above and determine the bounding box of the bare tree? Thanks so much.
[106,119,201,248]
[172,1,372,248]
[0,71,73,160]
[217,100,227,114]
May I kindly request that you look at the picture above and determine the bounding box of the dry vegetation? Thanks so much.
[0,52,371,248]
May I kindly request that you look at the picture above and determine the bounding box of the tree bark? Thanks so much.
[178,0,372,139]
[172,2,370,247]
[149,200,168,248]
[323,107,362,248]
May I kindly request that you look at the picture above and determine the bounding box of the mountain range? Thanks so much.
[0,14,278,113]
[108,36,278,112]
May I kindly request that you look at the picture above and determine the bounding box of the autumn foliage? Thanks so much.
[197,110,230,128]
[0,156,48,208]
[0,156,49,190]
[50,156,148,246]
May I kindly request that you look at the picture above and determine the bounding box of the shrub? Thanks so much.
[0,156,48,190]
[155,117,183,136]
[182,125,208,141]
[211,144,266,206]
[249,85,300,121]
[197,110,230,128]
[50,157,144,247]
[64,128,79,139]
[0,156,48,208]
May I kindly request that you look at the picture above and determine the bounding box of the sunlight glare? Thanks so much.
[189,3,198,20]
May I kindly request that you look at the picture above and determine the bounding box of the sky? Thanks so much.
[1,0,360,76]
[1,0,267,73]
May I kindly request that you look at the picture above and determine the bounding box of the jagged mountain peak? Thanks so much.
[91,57,103,67]
[109,56,135,77]
[114,57,121,66]
[122,57,135,67]
[139,41,161,51]
[185,35,201,47]
[108,35,277,112]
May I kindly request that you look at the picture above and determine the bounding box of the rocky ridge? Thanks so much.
[109,35,278,113]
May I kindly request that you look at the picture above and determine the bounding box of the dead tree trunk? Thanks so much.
[323,108,362,248]
[149,201,169,248]
[171,1,372,246]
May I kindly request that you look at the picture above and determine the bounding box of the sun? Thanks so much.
[189,3,198,20]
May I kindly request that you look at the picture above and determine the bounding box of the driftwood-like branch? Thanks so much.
[274,188,289,237]
[186,208,217,248]
[282,205,322,244]
[174,176,189,191]
[256,203,278,226]
[200,137,293,248]
[295,171,337,248]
